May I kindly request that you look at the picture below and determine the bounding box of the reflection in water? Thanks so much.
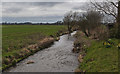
[8,31,78,72]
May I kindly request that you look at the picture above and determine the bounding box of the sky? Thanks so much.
[1,0,117,23]
[2,2,90,23]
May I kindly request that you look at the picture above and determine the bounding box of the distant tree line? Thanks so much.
[2,21,63,25]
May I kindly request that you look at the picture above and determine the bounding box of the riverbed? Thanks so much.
[7,31,79,72]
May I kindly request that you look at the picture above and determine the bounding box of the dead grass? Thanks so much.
[2,37,55,71]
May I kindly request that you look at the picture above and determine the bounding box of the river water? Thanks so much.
[7,31,79,72]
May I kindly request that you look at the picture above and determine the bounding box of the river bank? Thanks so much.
[2,25,68,71]
[5,31,78,72]
[2,37,55,71]
[73,31,119,72]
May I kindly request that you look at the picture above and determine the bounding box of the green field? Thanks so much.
[79,39,119,72]
[2,25,65,55]
[2,25,66,69]
[75,31,119,72]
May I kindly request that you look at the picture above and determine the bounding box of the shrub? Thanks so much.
[92,25,109,40]
[2,58,10,65]
[109,27,118,38]
[13,52,20,59]
[12,59,16,66]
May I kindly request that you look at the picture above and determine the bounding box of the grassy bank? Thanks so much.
[74,31,119,72]
[2,25,66,71]
[3,25,66,54]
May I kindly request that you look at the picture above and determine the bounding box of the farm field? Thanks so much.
[2,25,66,69]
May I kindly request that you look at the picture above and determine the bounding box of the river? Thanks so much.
[7,31,79,72]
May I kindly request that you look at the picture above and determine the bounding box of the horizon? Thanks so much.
[1,0,117,23]
[2,2,88,23]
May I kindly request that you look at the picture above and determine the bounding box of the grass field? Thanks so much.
[75,31,119,72]
[2,25,66,70]
[79,39,119,72]
[2,25,65,55]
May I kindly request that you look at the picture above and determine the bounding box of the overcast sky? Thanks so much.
[1,0,117,23]
[2,2,90,23]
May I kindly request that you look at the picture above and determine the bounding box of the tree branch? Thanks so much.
[110,2,118,8]
[91,1,117,19]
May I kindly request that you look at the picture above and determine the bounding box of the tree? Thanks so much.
[118,1,120,38]
[86,10,103,35]
[91,0,120,38]
[63,11,72,34]
[78,10,103,37]
[91,0,117,19]
[78,14,89,37]
[63,11,78,34]
[63,10,103,37]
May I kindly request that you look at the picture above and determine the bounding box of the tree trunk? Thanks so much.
[67,22,70,34]
[68,23,72,34]
[117,1,120,38]
[88,29,91,36]
[83,30,89,37]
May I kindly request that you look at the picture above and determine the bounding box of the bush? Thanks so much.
[92,25,109,40]
[13,52,20,59]
[2,58,10,65]
[109,27,118,38]
[12,59,17,66]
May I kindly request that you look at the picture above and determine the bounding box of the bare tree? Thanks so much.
[78,14,89,37]
[63,11,79,34]
[63,10,103,37]
[63,11,73,34]
[91,0,120,38]
[86,10,103,35]
[78,10,103,37]
[118,1,120,38]
[91,0,118,19]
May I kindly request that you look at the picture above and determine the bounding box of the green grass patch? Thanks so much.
[2,25,66,56]
[79,38,119,72]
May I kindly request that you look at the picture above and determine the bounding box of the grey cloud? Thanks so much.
[2,2,64,13]
[3,2,63,7]
[30,2,64,7]
[2,16,63,23]
[2,2,89,22]
[2,0,72,2]
[72,2,95,11]
[3,7,23,13]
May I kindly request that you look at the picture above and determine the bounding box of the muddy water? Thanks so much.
[8,31,79,72]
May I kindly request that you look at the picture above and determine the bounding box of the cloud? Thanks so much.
[2,2,87,17]
[2,0,87,2]
[2,2,90,22]
[0,2,2,23]
[3,7,23,13]
[30,2,63,7]
[2,16,63,23]
[2,0,117,2]
[2,2,62,14]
